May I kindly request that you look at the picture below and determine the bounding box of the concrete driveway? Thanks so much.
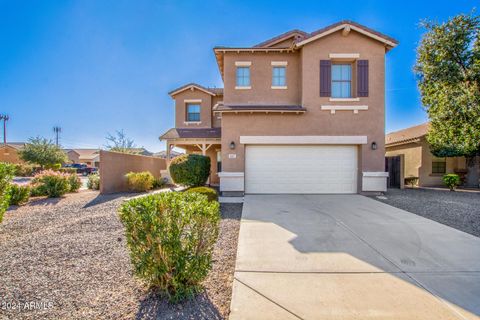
[229,195,480,320]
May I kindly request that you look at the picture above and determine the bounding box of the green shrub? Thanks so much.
[87,173,100,190]
[0,163,15,223]
[404,176,419,187]
[443,174,460,191]
[68,174,81,192]
[125,171,155,192]
[14,163,35,177]
[119,192,220,302]
[152,177,166,189]
[59,167,77,174]
[8,184,30,206]
[169,154,210,187]
[45,163,62,170]
[185,186,218,202]
[30,184,47,197]
[32,170,70,198]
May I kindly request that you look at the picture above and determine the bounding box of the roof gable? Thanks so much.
[253,29,308,48]
[168,83,223,97]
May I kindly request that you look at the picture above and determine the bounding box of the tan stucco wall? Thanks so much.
[220,30,388,182]
[100,150,166,194]
[386,138,466,187]
[67,151,80,163]
[0,146,23,164]
[173,89,213,128]
[223,51,301,105]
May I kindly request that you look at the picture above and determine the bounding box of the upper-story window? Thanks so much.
[331,64,352,98]
[186,103,200,122]
[272,66,286,87]
[236,66,251,88]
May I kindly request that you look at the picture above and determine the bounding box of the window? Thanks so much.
[186,103,200,122]
[217,151,222,173]
[236,66,250,87]
[432,157,446,174]
[272,66,286,87]
[331,64,352,98]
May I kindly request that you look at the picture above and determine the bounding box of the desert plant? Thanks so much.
[59,167,77,174]
[119,192,220,302]
[404,176,419,188]
[18,137,67,168]
[87,173,100,190]
[8,184,30,206]
[68,174,81,192]
[152,177,166,189]
[30,184,47,197]
[125,171,155,192]
[443,174,461,191]
[14,163,35,177]
[169,154,210,187]
[32,170,70,197]
[0,163,15,222]
[185,186,218,202]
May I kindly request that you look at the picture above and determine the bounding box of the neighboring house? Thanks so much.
[385,123,467,188]
[160,20,398,194]
[66,149,100,167]
[0,142,25,164]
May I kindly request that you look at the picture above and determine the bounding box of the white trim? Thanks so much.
[169,84,215,97]
[235,86,251,90]
[271,86,288,90]
[183,121,201,125]
[218,172,245,178]
[235,61,252,66]
[184,99,202,103]
[271,61,288,66]
[321,105,368,114]
[329,53,360,59]
[296,23,397,48]
[329,98,360,102]
[363,172,389,177]
[240,135,368,145]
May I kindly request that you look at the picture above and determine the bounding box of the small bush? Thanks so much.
[0,163,15,223]
[125,171,155,192]
[169,154,210,187]
[185,187,218,202]
[14,163,35,177]
[87,173,100,190]
[32,170,70,198]
[30,184,47,197]
[119,192,220,302]
[68,174,81,192]
[9,184,30,206]
[404,176,419,187]
[152,177,167,189]
[443,174,460,191]
[59,167,77,174]
[45,163,62,170]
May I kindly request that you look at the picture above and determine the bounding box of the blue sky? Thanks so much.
[0,0,477,152]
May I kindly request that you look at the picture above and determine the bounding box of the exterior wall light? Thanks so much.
[371,142,377,150]
[229,141,236,150]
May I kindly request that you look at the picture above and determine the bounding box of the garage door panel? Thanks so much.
[245,145,357,194]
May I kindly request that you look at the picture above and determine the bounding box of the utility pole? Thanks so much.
[53,126,62,146]
[0,114,9,145]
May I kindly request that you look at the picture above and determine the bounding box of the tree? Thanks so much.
[18,137,68,168]
[105,130,139,154]
[415,12,480,187]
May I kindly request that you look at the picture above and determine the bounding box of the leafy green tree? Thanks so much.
[18,137,67,169]
[415,12,480,186]
[105,130,139,154]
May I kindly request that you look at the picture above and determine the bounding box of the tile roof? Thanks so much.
[253,29,309,48]
[386,123,429,146]
[160,128,221,140]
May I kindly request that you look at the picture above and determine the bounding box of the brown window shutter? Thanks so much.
[320,60,331,97]
[357,60,369,97]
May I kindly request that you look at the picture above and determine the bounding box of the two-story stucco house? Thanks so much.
[160,21,398,195]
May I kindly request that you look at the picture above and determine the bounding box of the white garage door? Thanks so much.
[245,145,358,194]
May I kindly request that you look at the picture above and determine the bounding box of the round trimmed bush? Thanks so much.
[185,186,218,202]
[169,154,210,187]
[125,171,155,192]
[443,173,460,191]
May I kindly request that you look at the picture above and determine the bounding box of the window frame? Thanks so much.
[431,157,446,174]
[272,66,287,88]
[186,103,201,122]
[236,66,251,88]
[331,63,352,98]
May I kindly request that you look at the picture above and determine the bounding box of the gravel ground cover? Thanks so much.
[372,188,480,237]
[0,191,242,319]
